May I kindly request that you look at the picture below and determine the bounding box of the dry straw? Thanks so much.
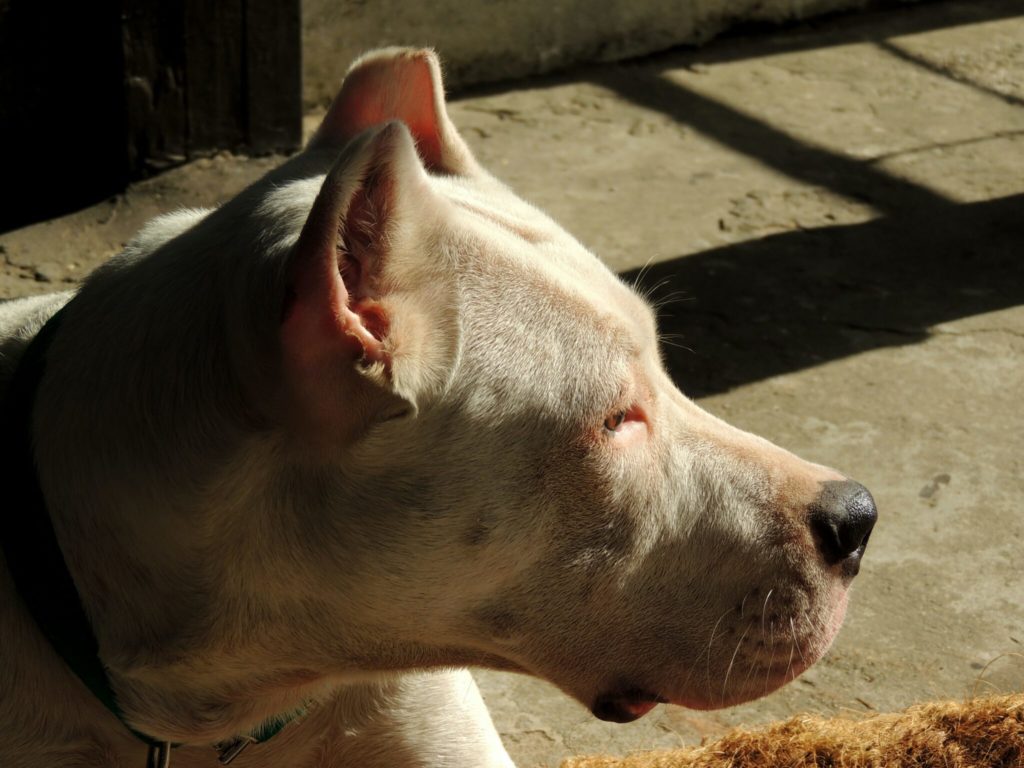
[562,694,1024,768]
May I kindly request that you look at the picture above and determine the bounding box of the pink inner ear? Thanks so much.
[280,210,363,367]
[281,230,386,371]
[319,54,445,172]
[282,129,405,376]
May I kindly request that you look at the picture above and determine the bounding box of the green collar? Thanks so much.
[0,304,303,767]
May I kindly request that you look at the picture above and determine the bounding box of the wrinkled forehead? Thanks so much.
[431,175,657,423]
[431,172,654,319]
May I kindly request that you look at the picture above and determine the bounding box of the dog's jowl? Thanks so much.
[0,49,876,768]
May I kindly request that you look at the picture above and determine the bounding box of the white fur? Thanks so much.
[1,49,857,767]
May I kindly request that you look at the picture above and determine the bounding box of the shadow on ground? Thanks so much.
[622,193,1024,397]
[579,1,1024,396]
[691,0,1024,73]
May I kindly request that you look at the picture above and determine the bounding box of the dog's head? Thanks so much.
[272,48,877,719]
[45,48,876,722]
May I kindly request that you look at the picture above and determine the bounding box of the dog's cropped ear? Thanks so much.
[310,47,478,176]
[281,122,452,443]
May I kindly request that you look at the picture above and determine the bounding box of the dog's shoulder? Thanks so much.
[0,292,72,400]
[123,207,212,258]
[0,207,210,402]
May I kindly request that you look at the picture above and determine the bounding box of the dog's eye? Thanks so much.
[604,411,627,433]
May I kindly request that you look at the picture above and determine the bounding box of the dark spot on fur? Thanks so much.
[475,606,518,640]
[465,520,489,546]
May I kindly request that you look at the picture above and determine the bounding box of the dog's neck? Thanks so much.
[19,285,361,742]
[30,367,477,744]
[35,433,340,741]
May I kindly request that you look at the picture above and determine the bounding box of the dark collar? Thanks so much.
[0,303,301,767]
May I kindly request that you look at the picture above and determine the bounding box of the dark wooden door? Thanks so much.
[1,0,301,233]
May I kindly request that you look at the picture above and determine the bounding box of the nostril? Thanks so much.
[838,485,877,553]
[809,480,878,572]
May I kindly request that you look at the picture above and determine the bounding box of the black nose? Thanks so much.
[808,480,877,576]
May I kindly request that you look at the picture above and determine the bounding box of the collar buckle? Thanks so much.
[217,736,254,765]
[146,742,171,768]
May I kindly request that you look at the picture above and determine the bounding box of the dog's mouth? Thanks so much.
[587,593,849,722]
[590,662,806,722]
[591,689,667,723]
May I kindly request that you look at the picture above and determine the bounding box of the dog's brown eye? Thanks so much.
[604,411,627,433]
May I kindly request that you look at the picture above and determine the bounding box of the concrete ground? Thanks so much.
[2,1,1022,765]
[302,0,898,105]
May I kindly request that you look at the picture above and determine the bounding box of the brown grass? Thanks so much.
[561,694,1024,768]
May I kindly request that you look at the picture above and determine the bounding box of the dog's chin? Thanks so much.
[589,678,794,722]
[590,593,849,722]
[670,662,811,712]
[591,662,811,722]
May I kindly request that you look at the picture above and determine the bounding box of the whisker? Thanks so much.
[784,634,796,683]
[763,641,777,696]
[704,606,732,700]
[650,291,691,311]
[760,588,774,639]
[658,338,695,353]
[721,621,752,706]
[739,589,753,619]
[791,617,808,671]
[637,276,671,303]
[741,642,760,692]
[629,255,658,291]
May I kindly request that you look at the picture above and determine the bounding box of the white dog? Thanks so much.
[0,49,876,768]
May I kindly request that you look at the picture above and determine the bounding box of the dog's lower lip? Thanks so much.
[591,690,667,723]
